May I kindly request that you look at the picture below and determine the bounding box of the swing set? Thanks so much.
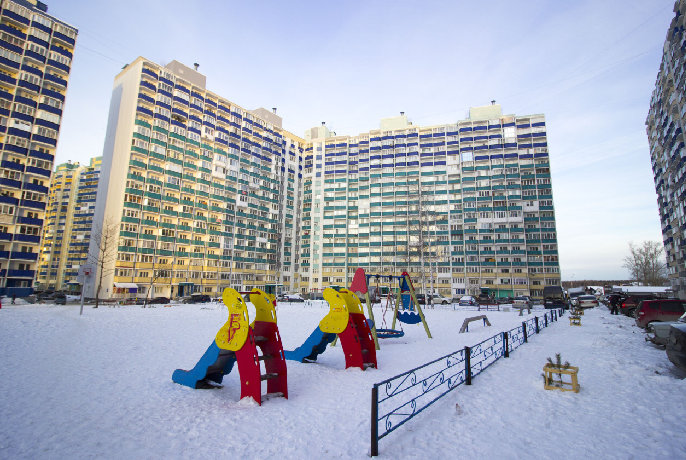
[349,268,432,349]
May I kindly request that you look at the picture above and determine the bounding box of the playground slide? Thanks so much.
[283,327,337,363]
[172,288,288,404]
[172,341,237,389]
[284,288,377,370]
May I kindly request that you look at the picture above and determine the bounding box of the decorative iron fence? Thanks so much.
[371,308,565,456]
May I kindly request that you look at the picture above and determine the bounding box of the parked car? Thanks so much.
[147,297,170,305]
[667,321,686,373]
[65,294,80,302]
[576,295,599,309]
[55,293,66,305]
[183,294,211,304]
[646,312,686,346]
[513,296,533,309]
[278,293,305,303]
[620,294,657,317]
[459,295,478,306]
[635,298,686,328]
[37,291,56,301]
[543,286,566,309]
[431,294,450,305]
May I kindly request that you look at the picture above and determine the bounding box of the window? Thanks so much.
[29,27,50,42]
[26,42,46,57]
[37,110,60,125]
[5,136,29,148]
[33,126,57,139]
[19,72,40,86]
[48,51,71,67]
[0,48,21,64]
[0,31,23,48]
[42,96,62,110]
[53,23,77,40]
[32,14,53,28]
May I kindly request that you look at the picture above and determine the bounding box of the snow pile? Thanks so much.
[0,303,684,459]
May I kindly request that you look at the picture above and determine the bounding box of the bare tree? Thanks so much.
[88,218,119,309]
[623,241,668,286]
[143,260,172,307]
[407,178,438,298]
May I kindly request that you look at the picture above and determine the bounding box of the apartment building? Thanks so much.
[0,0,76,295]
[299,104,561,298]
[646,0,686,299]
[37,156,100,291]
[86,58,303,300]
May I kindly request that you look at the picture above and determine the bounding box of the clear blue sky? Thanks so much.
[47,0,675,280]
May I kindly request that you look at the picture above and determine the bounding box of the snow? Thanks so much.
[1,302,685,459]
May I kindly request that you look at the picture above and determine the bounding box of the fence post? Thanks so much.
[465,346,472,385]
[545,313,548,328]
[553,310,556,321]
[522,322,528,343]
[504,332,509,358]
[535,316,539,334]
[371,385,378,457]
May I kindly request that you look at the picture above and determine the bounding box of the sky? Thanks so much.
[45,0,675,281]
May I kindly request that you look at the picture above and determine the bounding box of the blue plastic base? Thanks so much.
[172,341,237,389]
[376,328,405,339]
[284,326,336,363]
[396,311,422,325]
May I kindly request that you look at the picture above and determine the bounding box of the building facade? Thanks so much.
[82,57,561,300]
[299,104,561,298]
[647,0,686,299]
[37,156,100,291]
[86,58,303,300]
[0,0,77,295]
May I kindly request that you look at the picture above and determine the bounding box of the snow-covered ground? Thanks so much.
[0,302,684,459]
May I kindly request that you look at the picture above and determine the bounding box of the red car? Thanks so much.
[635,299,686,328]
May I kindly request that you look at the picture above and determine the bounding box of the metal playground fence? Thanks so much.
[370,308,565,456]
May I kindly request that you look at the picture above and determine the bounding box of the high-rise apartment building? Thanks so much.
[86,58,303,300]
[37,156,100,291]
[299,105,561,298]
[0,0,76,295]
[84,56,560,300]
[647,0,686,298]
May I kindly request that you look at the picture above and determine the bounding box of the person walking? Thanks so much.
[11,293,16,304]
[610,294,619,315]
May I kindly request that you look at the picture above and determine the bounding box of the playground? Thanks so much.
[1,292,685,458]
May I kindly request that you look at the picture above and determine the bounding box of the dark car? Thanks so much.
[37,291,56,301]
[183,294,211,304]
[54,293,66,305]
[459,295,478,306]
[277,294,305,303]
[147,297,170,305]
[619,294,657,317]
[543,286,566,309]
[667,322,686,373]
[635,298,686,328]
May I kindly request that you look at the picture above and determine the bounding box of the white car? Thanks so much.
[577,295,599,309]
[66,295,80,302]
[431,294,451,305]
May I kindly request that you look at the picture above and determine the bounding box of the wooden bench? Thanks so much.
[459,315,491,333]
